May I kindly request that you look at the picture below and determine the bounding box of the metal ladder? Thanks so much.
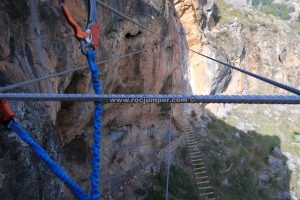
[183,120,217,200]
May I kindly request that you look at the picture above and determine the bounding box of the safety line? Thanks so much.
[9,121,89,200]
[189,49,300,95]
[1,93,300,104]
[98,1,300,96]
[165,111,172,200]
[165,52,174,199]
[0,41,168,93]
[86,50,102,200]
[98,1,165,39]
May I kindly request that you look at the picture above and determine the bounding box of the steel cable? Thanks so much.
[0,41,168,93]
[0,93,300,104]
[98,1,300,96]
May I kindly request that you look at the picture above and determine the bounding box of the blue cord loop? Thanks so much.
[8,50,103,200]
[87,50,102,200]
[9,120,89,200]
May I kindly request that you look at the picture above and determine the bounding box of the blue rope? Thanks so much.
[86,50,102,200]
[9,120,89,200]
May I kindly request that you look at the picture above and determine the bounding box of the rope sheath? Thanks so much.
[9,121,89,200]
[87,50,102,200]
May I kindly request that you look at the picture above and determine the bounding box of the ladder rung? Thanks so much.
[190,155,201,158]
[186,141,197,145]
[192,160,204,163]
[191,158,203,162]
[194,163,204,166]
[191,159,203,165]
[193,166,205,170]
[197,181,210,184]
[198,186,212,190]
[194,167,204,171]
[187,134,196,137]
[195,171,206,174]
[196,176,208,179]
[192,163,205,170]
[200,192,215,196]
[189,151,201,155]
[190,152,200,155]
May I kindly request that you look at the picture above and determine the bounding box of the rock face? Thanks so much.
[0,0,189,199]
[1,0,300,199]
[0,89,63,199]
[175,0,300,198]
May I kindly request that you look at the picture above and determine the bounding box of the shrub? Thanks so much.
[212,3,221,23]
[251,0,273,7]
[139,166,198,200]
[260,3,295,20]
[250,0,295,20]
[214,0,247,25]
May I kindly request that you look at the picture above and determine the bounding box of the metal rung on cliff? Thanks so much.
[182,118,218,200]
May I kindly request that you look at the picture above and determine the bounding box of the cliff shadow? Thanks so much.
[188,110,293,200]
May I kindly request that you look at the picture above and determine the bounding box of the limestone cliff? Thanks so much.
[0,0,190,199]
[0,0,300,199]
[175,0,300,199]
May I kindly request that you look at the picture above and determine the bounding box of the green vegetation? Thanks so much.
[290,131,300,142]
[205,103,300,197]
[250,0,295,20]
[251,0,273,7]
[135,166,198,200]
[201,117,290,199]
[260,4,295,20]
[214,0,247,26]
[228,169,258,199]
[291,15,300,31]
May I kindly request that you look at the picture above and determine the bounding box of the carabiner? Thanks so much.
[0,100,15,125]
[60,0,100,54]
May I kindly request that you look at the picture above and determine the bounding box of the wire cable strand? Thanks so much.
[97,1,300,96]
[0,93,300,104]
[0,41,168,93]
[98,1,165,39]
[165,111,172,200]
[189,49,300,95]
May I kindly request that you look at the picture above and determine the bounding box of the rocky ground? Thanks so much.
[0,0,300,199]
[190,0,300,199]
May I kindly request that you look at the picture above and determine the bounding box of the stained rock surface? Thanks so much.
[1,0,300,199]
